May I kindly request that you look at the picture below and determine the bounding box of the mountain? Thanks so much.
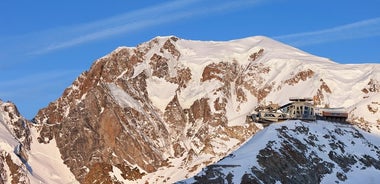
[1,35,379,183]
[34,35,380,183]
[33,36,263,183]
[179,120,380,183]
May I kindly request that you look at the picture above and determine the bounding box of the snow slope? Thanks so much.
[27,127,78,184]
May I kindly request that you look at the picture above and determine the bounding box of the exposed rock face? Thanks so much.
[31,35,380,183]
[284,69,315,85]
[313,79,332,106]
[362,79,380,94]
[0,153,29,184]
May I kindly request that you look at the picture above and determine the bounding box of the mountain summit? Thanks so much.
[1,36,379,183]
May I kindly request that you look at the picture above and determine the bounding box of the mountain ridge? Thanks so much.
[0,35,379,183]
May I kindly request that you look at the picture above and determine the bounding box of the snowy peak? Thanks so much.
[0,100,31,183]
[0,99,78,184]
[0,100,31,147]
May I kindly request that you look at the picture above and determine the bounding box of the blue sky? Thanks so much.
[1,0,379,119]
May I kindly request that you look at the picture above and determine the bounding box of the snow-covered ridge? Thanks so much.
[181,120,380,183]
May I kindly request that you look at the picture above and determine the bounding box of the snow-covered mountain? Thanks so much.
[1,35,379,183]
[0,100,76,184]
[179,120,380,183]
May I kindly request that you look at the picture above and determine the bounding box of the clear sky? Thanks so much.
[1,0,379,119]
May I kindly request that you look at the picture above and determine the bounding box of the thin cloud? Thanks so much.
[274,17,380,46]
[29,0,265,55]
